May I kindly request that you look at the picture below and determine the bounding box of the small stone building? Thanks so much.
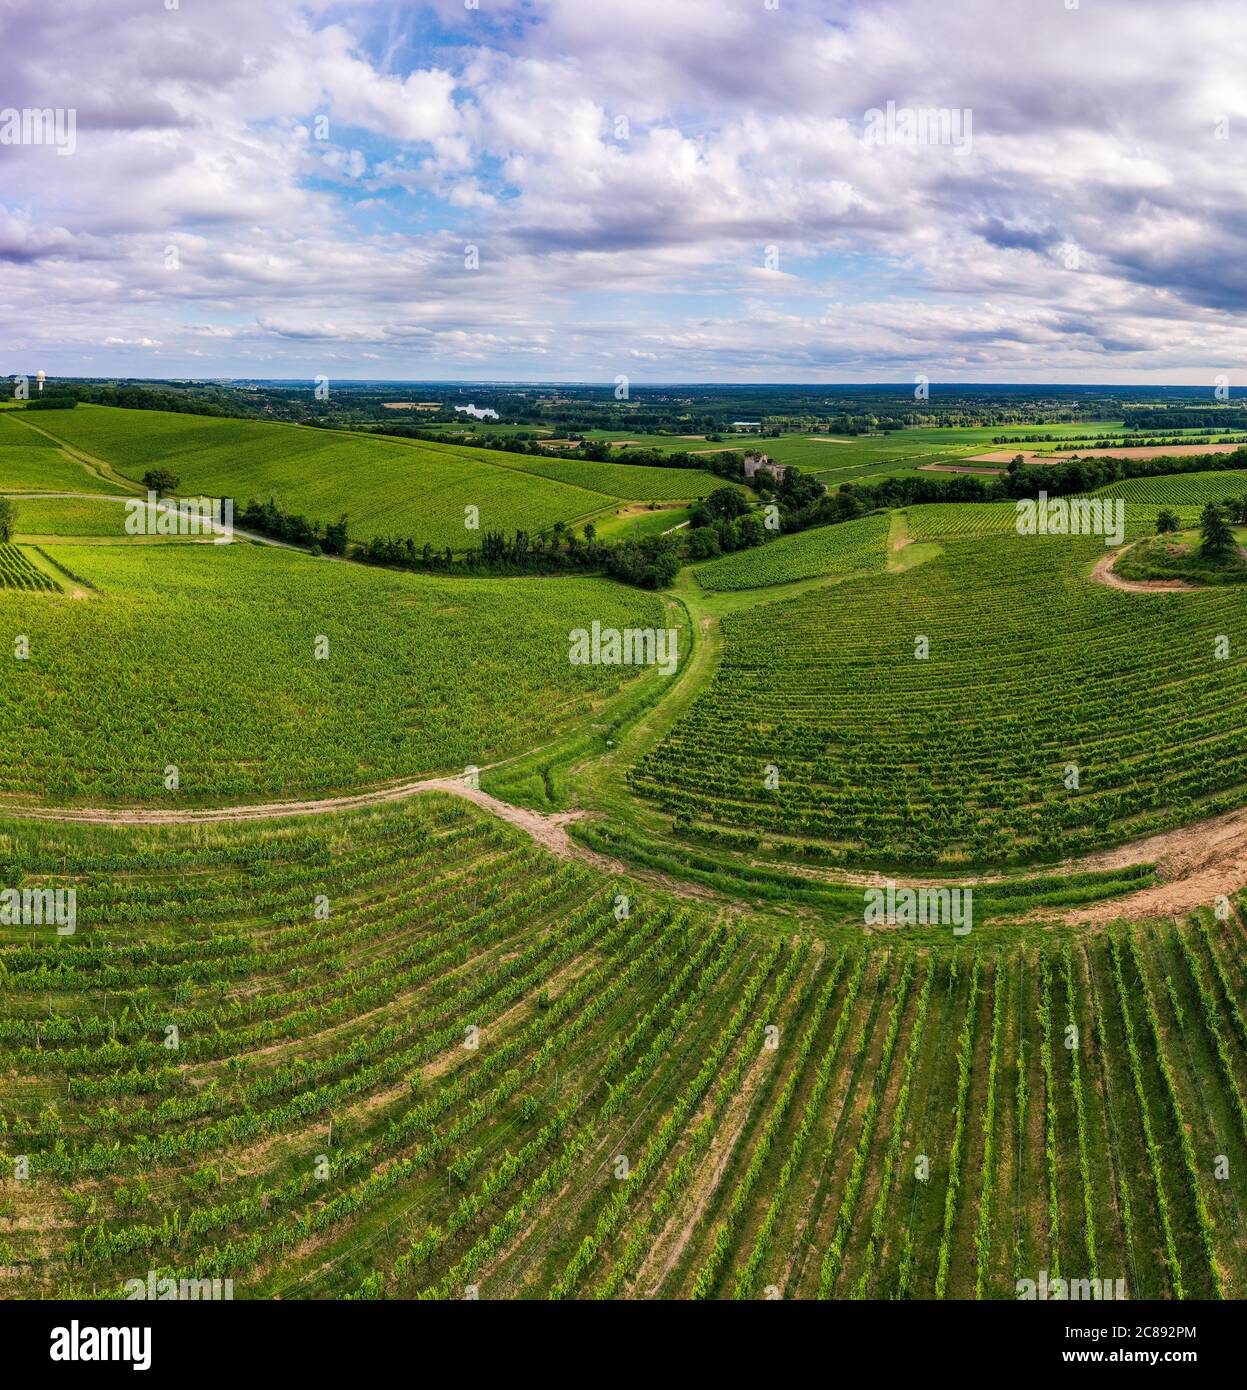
[743,452,789,482]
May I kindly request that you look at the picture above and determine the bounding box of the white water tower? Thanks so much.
[35,370,45,394]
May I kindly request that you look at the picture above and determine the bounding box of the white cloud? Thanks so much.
[1,0,1245,380]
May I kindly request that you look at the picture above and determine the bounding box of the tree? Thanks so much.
[702,485,750,520]
[686,525,721,559]
[0,497,14,543]
[1156,508,1180,534]
[1200,502,1234,556]
[322,515,350,556]
[142,468,180,496]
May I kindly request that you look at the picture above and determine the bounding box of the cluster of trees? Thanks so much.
[9,382,245,417]
[682,469,845,559]
[237,498,349,555]
[0,498,15,543]
[1200,503,1236,556]
[1160,496,1247,541]
[356,521,680,589]
[685,486,766,559]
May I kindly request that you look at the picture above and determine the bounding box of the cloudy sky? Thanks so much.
[1,0,1244,384]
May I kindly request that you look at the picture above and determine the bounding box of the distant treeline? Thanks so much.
[830,446,1247,511]
[5,382,251,418]
[373,423,750,481]
[1123,407,1247,430]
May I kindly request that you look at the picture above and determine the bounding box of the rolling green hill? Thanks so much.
[21,406,721,551]
[635,531,1247,865]
[0,412,122,494]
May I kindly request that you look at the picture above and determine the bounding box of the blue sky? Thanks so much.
[2,0,1246,384]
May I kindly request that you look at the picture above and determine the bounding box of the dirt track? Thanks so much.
[9,768,1247,923]
[1090,549,1197,593]
[1062,803,1247,923]
[5,776,710,900]
[9,774,586,840]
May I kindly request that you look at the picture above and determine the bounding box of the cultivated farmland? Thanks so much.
[4,804,1247,1300]
[633,532,1247,865]
[5,401,1247,1311]
[22,407,719,550]
[696,513,890,590]
[0,541,671,804]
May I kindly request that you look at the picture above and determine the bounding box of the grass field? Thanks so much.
[7,495,209,539]
[591,503,692,543]
[5,804,1247,1300]
[0,541,671,804]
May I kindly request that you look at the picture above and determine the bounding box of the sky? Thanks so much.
[1,0,1245,385]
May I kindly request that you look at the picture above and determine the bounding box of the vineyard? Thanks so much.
[0,541,670,803]
[22,407,720,551]
[0,545,59,593]
[1089,469,1247,506]
[5,406,1247,1308]
[695,513,889,590]
[0,412,120,495]
[634,532,1247,865]
[3,802,1246,1300]
[4,496,172,539]
[903,502,1022,540]
[489,453,729,502]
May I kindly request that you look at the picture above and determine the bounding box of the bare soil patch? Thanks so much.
[968,442,1247,465]
[1090,549,1197,593]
